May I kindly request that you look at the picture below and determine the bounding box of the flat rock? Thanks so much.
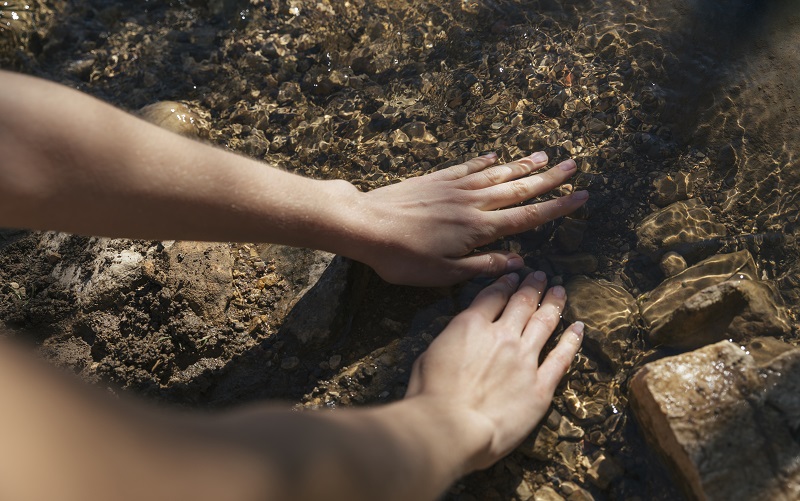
[564,276,637,368]
[651,171,694,207]
[640,250,757,331]
[648,279,791,349]
[635,199,727,262]
[630,341,800,501]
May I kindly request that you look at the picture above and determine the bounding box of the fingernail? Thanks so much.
[552,285,566,298]
[505,256,524,272]
[482,151,498,159]
[506,273,520,286]
[559,159,577,171]
[573,190,589,200]
[531,151,548,163]
[571,321,585,341]
[533,270,547,282]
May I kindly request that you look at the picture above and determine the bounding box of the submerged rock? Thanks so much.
[138,101,203,138]
[658,251,686,277]
[635,198,727,262]
[564,276,637,368]
[631,341,800,501]
[639,250,757,331]
[651,171,694,207]
[647,279,790,349]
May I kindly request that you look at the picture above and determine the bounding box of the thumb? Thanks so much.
[450,252,525,281]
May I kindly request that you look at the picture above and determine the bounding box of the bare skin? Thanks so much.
[0,70,587,500]
[0,70,587,286]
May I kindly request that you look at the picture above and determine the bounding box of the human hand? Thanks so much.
[404,272,584,471]
[347,151,588,286]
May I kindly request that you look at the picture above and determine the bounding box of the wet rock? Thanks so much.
[519,425,558,461]
[631,341,800,501]
[561,482,593,501]
[547,253,598,274]
[640,250,758,331]
[564,276,637,368]
[658,251,686,277]
[543,89,568,117]
[533,486,565,501]
[164,241,232,321]
[563,387,607,424]
[554,218,587,253]
[557,415,585,440]
[648,279,790,350]
[278,254,355,344]
[515,480,534,501]
[635,199,727,262]
[746,336,796,366]
[138,101,202,138]
[651,171,693,207]
[586,453,623,489]
[400,121,437,143]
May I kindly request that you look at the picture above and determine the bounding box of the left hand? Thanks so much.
[346,151,588,286]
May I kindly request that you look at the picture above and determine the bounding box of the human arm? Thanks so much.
[0,272,583,501]
[0,70,587,286]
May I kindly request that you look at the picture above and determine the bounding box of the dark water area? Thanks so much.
[2,0,800,499]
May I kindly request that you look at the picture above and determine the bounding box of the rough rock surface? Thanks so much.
[635,199,727,262]
[163,241,233,321]
[564,276,638,368]
[648,279,791,349]
[631,341,800,501]
[640,250,757,330]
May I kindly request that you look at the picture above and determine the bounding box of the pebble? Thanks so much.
[138,101,202,138]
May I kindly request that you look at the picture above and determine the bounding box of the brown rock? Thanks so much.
[630,341,800,501]
[555,218,588,252]
[547,253,598,275]
[648,279,791,350]
[533,486,565,501]
[564,276,637,368]
[651,171,694,207]
[586,453,624,489]
[139,101,202,137]
[519,425,559,461]
[635,199,727,262]
[165,241,233,321]
[658,251,687,277]
[640,250,757,331]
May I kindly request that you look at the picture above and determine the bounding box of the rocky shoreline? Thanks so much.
[2,0,799,499]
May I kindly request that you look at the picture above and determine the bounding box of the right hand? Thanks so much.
[404,271,584,470]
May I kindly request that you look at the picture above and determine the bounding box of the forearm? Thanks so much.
[0,70,362,253]
[0,340,481,501]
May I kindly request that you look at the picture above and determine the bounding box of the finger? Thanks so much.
[498,270,547,331]
[475,159,577,210]
[458,151,549,190]
[425,152,498,181]
[538,322,584,393]
[468,273,520,322]
[448,251,525,283]
[490,191,589,236]
[522,285,566,353]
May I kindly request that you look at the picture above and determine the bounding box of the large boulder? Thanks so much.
[631,340,800,501]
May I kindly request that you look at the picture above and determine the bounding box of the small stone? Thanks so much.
[515,480,534,501]
[651,171,693,207]
[519,426,558,460]
[586,453,624,489]
[281,356,300,370]
[232,321,245,332]
[555,218,588,253]
[329,354,342,369]
[659,251,687,277]
[138,101,202,138]
[557,416,585,440]
[560,482,593,501]
[534,486,565,501]
[9,282,19,289]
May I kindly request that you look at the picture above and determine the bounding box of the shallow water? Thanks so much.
[2,0,800,499]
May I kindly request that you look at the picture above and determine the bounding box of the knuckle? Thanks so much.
[509,179,530,200]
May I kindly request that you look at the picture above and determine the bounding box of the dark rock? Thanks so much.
[651,171,693,207]
[648,279,790,350]
[554,218,587,253]
[635,199,727,262]
[640,250,758,332]
[658,251,686,277]
[547,253,598,274]
[564,276,637,368]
